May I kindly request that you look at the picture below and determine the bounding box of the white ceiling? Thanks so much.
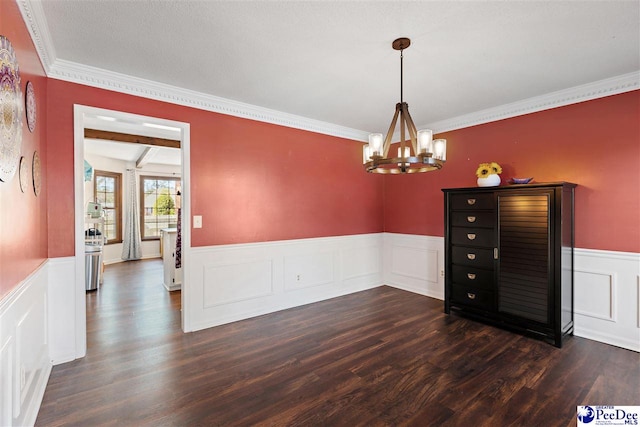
[32,1,640,140]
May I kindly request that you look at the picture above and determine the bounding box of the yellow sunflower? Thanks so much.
[476,162,502,178]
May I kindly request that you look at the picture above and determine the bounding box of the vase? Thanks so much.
[477,174,501,187]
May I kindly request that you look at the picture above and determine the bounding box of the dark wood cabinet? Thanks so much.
[443,182,576,347]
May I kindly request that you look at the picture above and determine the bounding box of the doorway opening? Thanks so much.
[73,105,191,359]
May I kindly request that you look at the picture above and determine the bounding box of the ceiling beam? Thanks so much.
[84,129,180,148]
[135,147,155,168]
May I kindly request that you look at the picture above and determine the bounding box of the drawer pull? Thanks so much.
[467,253,476,260]
[467,293,476,300]
[467,273,476,280]
[467,198,476,205]
[467,233,476,240]
[494,248,499,259]
[467,216,476,223]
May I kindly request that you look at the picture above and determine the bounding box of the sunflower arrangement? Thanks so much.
[476,162,502,178]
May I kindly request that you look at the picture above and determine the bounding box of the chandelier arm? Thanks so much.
[402,104,419,155]
[400,105,406,152]
[382,103,401,158]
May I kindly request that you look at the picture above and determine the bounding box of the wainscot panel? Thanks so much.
[47,257,79,364]
[383,233,445,300]
[187,234,383,332]
[284,251,334,291]
[0,261,51,427]
[574,249,640,352]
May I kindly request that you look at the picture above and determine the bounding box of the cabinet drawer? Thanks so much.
[451,227,495,247]
[451,285,496,311]
[450,193,494,210]
[452,265,494,289]
[451,211,494,228]
[452,246,495,268]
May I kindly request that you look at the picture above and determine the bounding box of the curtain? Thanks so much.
[175,207,182,269]
[121,169,142,260]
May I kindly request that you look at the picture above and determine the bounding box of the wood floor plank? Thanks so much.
[36,259,639,426]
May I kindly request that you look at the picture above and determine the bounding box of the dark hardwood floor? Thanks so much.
[36,259,639,426]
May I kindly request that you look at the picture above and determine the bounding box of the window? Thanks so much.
[140,175,181,240]
[94,171,122,244]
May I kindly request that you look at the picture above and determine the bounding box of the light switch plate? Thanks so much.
[193,215,202,228]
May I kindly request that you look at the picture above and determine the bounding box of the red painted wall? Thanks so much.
[0,0,48,299]
[384,91,640,253]
[46,79,384,257]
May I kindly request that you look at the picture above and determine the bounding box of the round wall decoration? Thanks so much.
[32,150,41,196]
[0,35,23,182]
[19,155,29,193]
[25,81,36,132]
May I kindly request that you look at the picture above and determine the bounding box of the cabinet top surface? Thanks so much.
[442,182,577,193]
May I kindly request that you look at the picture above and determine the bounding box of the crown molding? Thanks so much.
[17,0,640,141]
[51,56,639,143]
[48,59,370,142]
[16,0,57,75]
[422,72,640,134]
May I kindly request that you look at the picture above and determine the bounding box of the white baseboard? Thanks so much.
[0,261,51,426]
[103,254,162,266]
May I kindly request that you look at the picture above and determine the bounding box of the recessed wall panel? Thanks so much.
[284,252,334,291]
[203,260,274,308]
[575,270,615,321]
[391,246,437,283]
[0,338,12,426]
[342,245,381,280]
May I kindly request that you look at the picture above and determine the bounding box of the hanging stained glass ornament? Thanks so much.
[0,35,23,182]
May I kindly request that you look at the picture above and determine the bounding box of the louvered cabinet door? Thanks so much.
[497,192,553,325]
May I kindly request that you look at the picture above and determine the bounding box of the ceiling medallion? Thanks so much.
[363,38,446,174]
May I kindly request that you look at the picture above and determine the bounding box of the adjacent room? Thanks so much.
[82,113,183,294]
[0,1,638,426]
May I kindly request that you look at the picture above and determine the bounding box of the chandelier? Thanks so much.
[363,38,446,174]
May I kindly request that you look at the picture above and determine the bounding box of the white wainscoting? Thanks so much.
[47,257,80,364]
[382,233,445,300]
[574,249,640,352]
[381,233,639,352]
[1,235,637,427]
[0,261,51,427]
[186,234,382,332]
